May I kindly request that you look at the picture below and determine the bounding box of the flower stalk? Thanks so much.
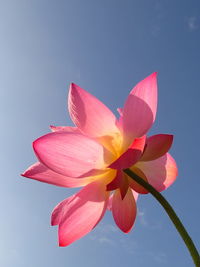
[124,168,200,267]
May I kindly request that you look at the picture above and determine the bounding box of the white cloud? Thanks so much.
[0,245,22,266]
[100,223,118,233]
[94,223,118,234]
[119,238,138,255]
[137,209,162,230]
[187,16,199,31]
[90,223,138,251]
[138,210,148,226]
[147,251,167,263]
[150,1,164,37]
[98,237,115,246]
[89,223,117,246]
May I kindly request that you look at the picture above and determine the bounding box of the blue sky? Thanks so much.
[1,0,200,266]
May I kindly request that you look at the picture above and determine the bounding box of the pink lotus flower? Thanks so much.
[22,73,178,246]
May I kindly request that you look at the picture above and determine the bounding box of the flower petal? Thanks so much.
[107,193,113,211]
[116,108,123,132]
[33,132,111,178]
[58,181,109,246]
[127,167,149,194]
[68,83,119,137]
[109,135,146,169]
[122,73,158,145]
[50,125,80,133]
[21,162,100,188]
[140,134,173,161]
[131,189,139,202]
[51,195,75,226]
[112,188,137,233]
[108,190,138,211]
[106,170,129,199]
[117,108,123,116]
[135,153,178,192]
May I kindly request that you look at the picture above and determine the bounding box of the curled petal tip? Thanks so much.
[70,82,79,91]
[49,125,56,131]
[59,241,66,247]
[21,167,33,178]
[69,83,77,95]
[32,139,40,158]
[167,134,174,144]
[148,72,158,78]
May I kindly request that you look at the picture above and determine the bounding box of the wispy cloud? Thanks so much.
[89,223,117,246]
[150,1,165,37]
[90,222,139,253]
[90,222,167,264]
[0,243,22,266]
[147,251,167,263]
[99,223,118,233]
[138,210,148,226]
[119,238,139,255]
[93,223,118,235]
[98,237,115,246]
[137,209,162,230]
[187,16,199,31]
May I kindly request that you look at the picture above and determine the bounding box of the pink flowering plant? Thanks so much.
[22,73,199,265]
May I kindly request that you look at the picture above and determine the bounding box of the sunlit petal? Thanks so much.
[140,134,173,161]
[22,162,110,188]
[136,153,178,192]
[58,181,109,246]
[122,73,157,145]
[68,83,119,137]
[112,188,137,233]
[33,132,111,178]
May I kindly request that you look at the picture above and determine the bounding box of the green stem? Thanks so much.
[124,168,200,267]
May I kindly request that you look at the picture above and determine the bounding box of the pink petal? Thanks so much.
[107,193,113,211]
[140,134,173,161]
[58,181,109,246]
[33,132,111,178]
[106,171,123,191]
[109,135,146,169]
[107,190,139,211]
[21,162,98,188]
[50,125,80,133]
[68,83,119,138]
[117,108,123,116]
[112,188,137,233]
[131,189,139,202]
[122,73,158,145]
[106,170,129,199]
[135,153,178,192]
[51,195,75,226]
[127,167,149,194]
[116,108,123,132]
